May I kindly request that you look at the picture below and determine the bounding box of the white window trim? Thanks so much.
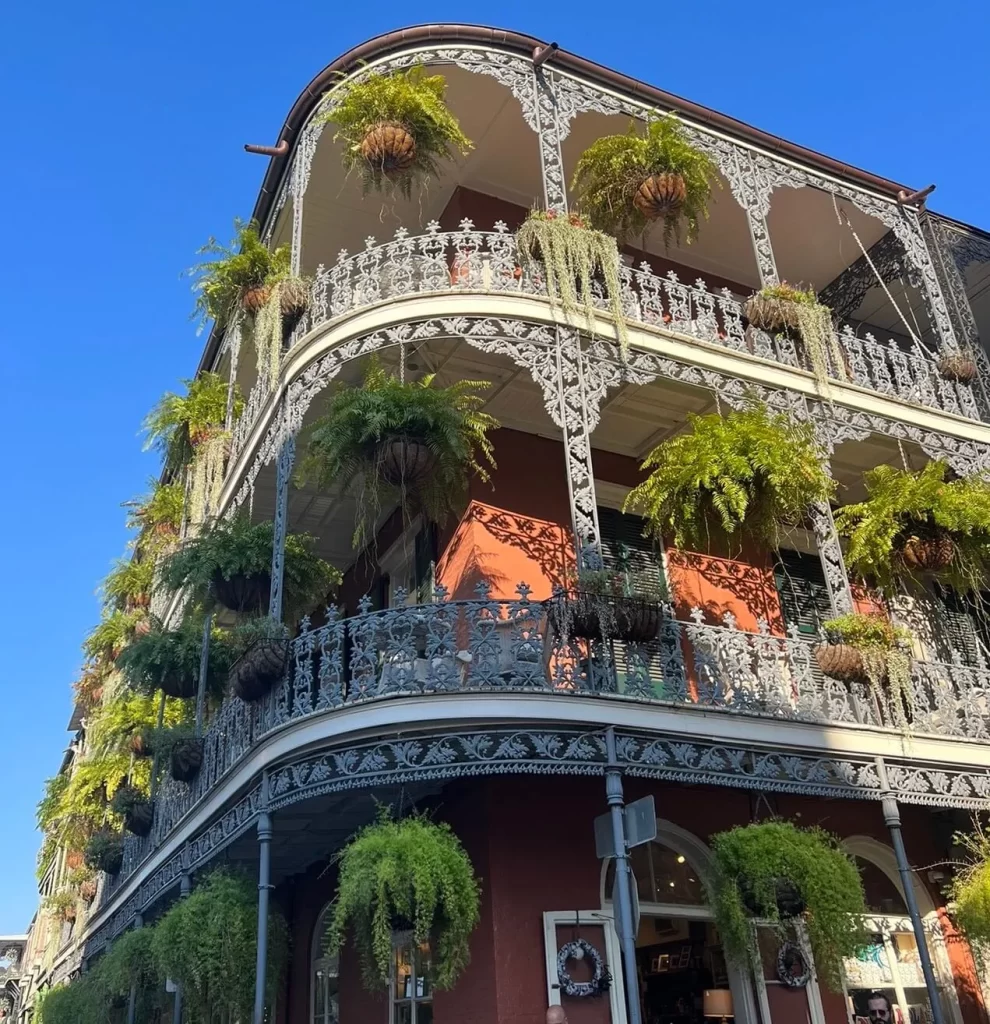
[310,904,338,1024]
[542,909,626,1023]
[389,936,432,1024]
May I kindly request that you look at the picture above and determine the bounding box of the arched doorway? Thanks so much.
[599,820,760,1024]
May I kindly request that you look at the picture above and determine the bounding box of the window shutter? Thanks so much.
[932,584,986,668]
[414,524,438,604]
[773,549,832,638]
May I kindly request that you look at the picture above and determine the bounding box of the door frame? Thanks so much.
[543,909,627,1024]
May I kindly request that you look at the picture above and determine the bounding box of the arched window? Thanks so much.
[603,838,708,909]
[312,905,339,1024]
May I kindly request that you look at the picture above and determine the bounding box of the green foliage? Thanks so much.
[84,830,125,874]
[101,557,155,612]
[97,926,161,1004]
[42,889,77,922]
[516,209,629,355]
[37,774,70,833]
[836,461,990,593]
[83,609,144,663]
[328,810,481,991]
[189,218,290,332]
[150,870,288,1024]
[824,612,913,716]
[951,826,990,962]
[35,976,105,1024]
[127,479,186,545]
[110,784,150,817]
[87,690,185,757]
[117,616,235,699]
[623,405,833,550]
[707,821,869,990]
[232,615,290,648]
[143,372,243,475]
[160,515,340,620]
[756,282,818,306]
[573,567,668,604]
[299,357,498,548]
[572,115,719,244]
[322,66,472,198]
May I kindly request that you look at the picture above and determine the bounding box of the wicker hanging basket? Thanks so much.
[278,277,311,334]
[378,438,437,488]
[230,638,290,702]
[124,801,154,838]
[550,592,664,644]
[901,533,956,572]
[210,570,272,615]
[815,643,865,683]
[159,668,197,700]
[360,122,417,174]
[169,737,204,783]
[744,295,802,333]
[632,172,687,219]
[241,284,272,315]
[938,350,979,384]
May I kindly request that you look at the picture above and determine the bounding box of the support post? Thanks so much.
[149,692,166,803]
[253,775,273,1024]
[194,614,212,736]
[604,728,643,1024]
[170,872,192,1024]
[877,761,946,1024]
[268,434,295,623]
[126,913,144,1024]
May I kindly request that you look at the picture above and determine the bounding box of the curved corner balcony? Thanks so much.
[229,221,990,463]
[102,584,990,901]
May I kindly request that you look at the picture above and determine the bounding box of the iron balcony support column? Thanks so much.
[268,433,296,623]
[253,775,274,1024]
[194,614,212,736]
[171,872,192,1024]
[125,913,143,1024]
[604,727,643,1024]
[877,760,946,1024]
[533,68,567,214]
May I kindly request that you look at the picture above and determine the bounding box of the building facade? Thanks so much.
[20,23,990,1024]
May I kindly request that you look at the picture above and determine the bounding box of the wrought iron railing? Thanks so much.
[228,221,990,460]
[99,585,990,902]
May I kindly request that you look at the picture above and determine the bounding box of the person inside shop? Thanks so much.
[868,991,893,1024]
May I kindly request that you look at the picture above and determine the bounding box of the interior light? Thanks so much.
[676,855,686,864]
[669,881,676,887]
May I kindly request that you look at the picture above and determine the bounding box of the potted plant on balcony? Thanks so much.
[623,405,833,551]
[149,724,205,784]
[160,514,340,619]
[117,616,235,700]
[127,480,186,555]
[328,810,481,991]
[816,612,914,710]
[42,889,78,924]
[835,461,990,593]
[743,282,844,390]
[516,208,630,355]
[102,557,155,613]
[299,357,498,548]
[111,784,154,838]
[321,66,473,199]
[708,820,869,989]
[550,568,669,644]
[84,830,125,875]
[938,347,980,384]
[228,617,292,703]
[572,114,719,246]
[83,608,146,664]
[67,865,98,904]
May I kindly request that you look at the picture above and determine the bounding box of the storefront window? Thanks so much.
[392,936,433,1024]
[312,906,339,1024]
[605,841,707,906]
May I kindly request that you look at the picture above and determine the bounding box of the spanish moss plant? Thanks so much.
[835,461,990,593]
[572,115,719,245]
[299,357,498,548]
[707,821,869,990]
[516,209,629,355]
[623,405,833,550]
[321,66,473,198]
[327,811,481,991]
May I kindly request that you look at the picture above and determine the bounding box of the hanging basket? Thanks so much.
[740,877,807,919]
[550,592,664,644]
[632,172,687,219]
[278,277,311,337]
[938,349,979,384]
[130,730,153,759]
[159,667,198,700]
[900,533,955,572]
[85,834,124,876]
[78,879,98,903]
[377,438,437,488]
[241,284,272,315]
[169,737,204,783]
[123,801,154,838]
[210,570,272,615]
[744,295,802,332]
[360,121,417,174]
[815,643,866,683]
[229,638,290,702]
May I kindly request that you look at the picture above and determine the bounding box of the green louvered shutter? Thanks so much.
[773,549,832,639]
[933,584,986,668]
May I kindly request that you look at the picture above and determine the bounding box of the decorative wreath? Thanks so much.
[776,941,811,989]
[557,938,611,998]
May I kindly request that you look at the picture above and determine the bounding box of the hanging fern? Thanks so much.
[101,557,155,612]
[321,66,473,198]
[572,115,719,245]
[950,825,990,962]
[299,357,498,549]
[83,608,146,663]
[835,461,990,593]
[516,209,629,355]
[328,811,481,991]
[127,479,186,555]
[623,405,833,550]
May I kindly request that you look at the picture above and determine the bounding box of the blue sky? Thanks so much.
[1,0,987,933]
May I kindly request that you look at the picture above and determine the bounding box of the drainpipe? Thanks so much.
[125,913,143,1024]
[171,873,191,1024]
[876,759,946,1024]
[604,728,643,1024]
[253,774,273,1024]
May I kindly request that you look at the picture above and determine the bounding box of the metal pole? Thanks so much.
[171,873,191,1024]
[149,692,166,802]
[876,761,946,1024]
[126,913,143,1024]
[195,614,212,736]
[605,728,642,1024]
[253,775,273,1024]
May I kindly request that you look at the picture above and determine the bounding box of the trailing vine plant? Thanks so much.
[327,810,481,991]
[516,209,629,355]
[950,823,990,964]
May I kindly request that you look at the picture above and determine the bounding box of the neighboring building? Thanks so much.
[21,23,990,1024]
[0,938,27,1022]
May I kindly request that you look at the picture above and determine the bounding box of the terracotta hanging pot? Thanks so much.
[230,638,290,702]
[938,350,978,384]
[169,738,204,783]
[241,284,272,315]
[360,121,417,174]
[378,438,437,488]
[900,533,955,572]
[815,643,865,683]
[633,172,687,219]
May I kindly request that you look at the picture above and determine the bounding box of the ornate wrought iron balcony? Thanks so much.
[100,584,990,902]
